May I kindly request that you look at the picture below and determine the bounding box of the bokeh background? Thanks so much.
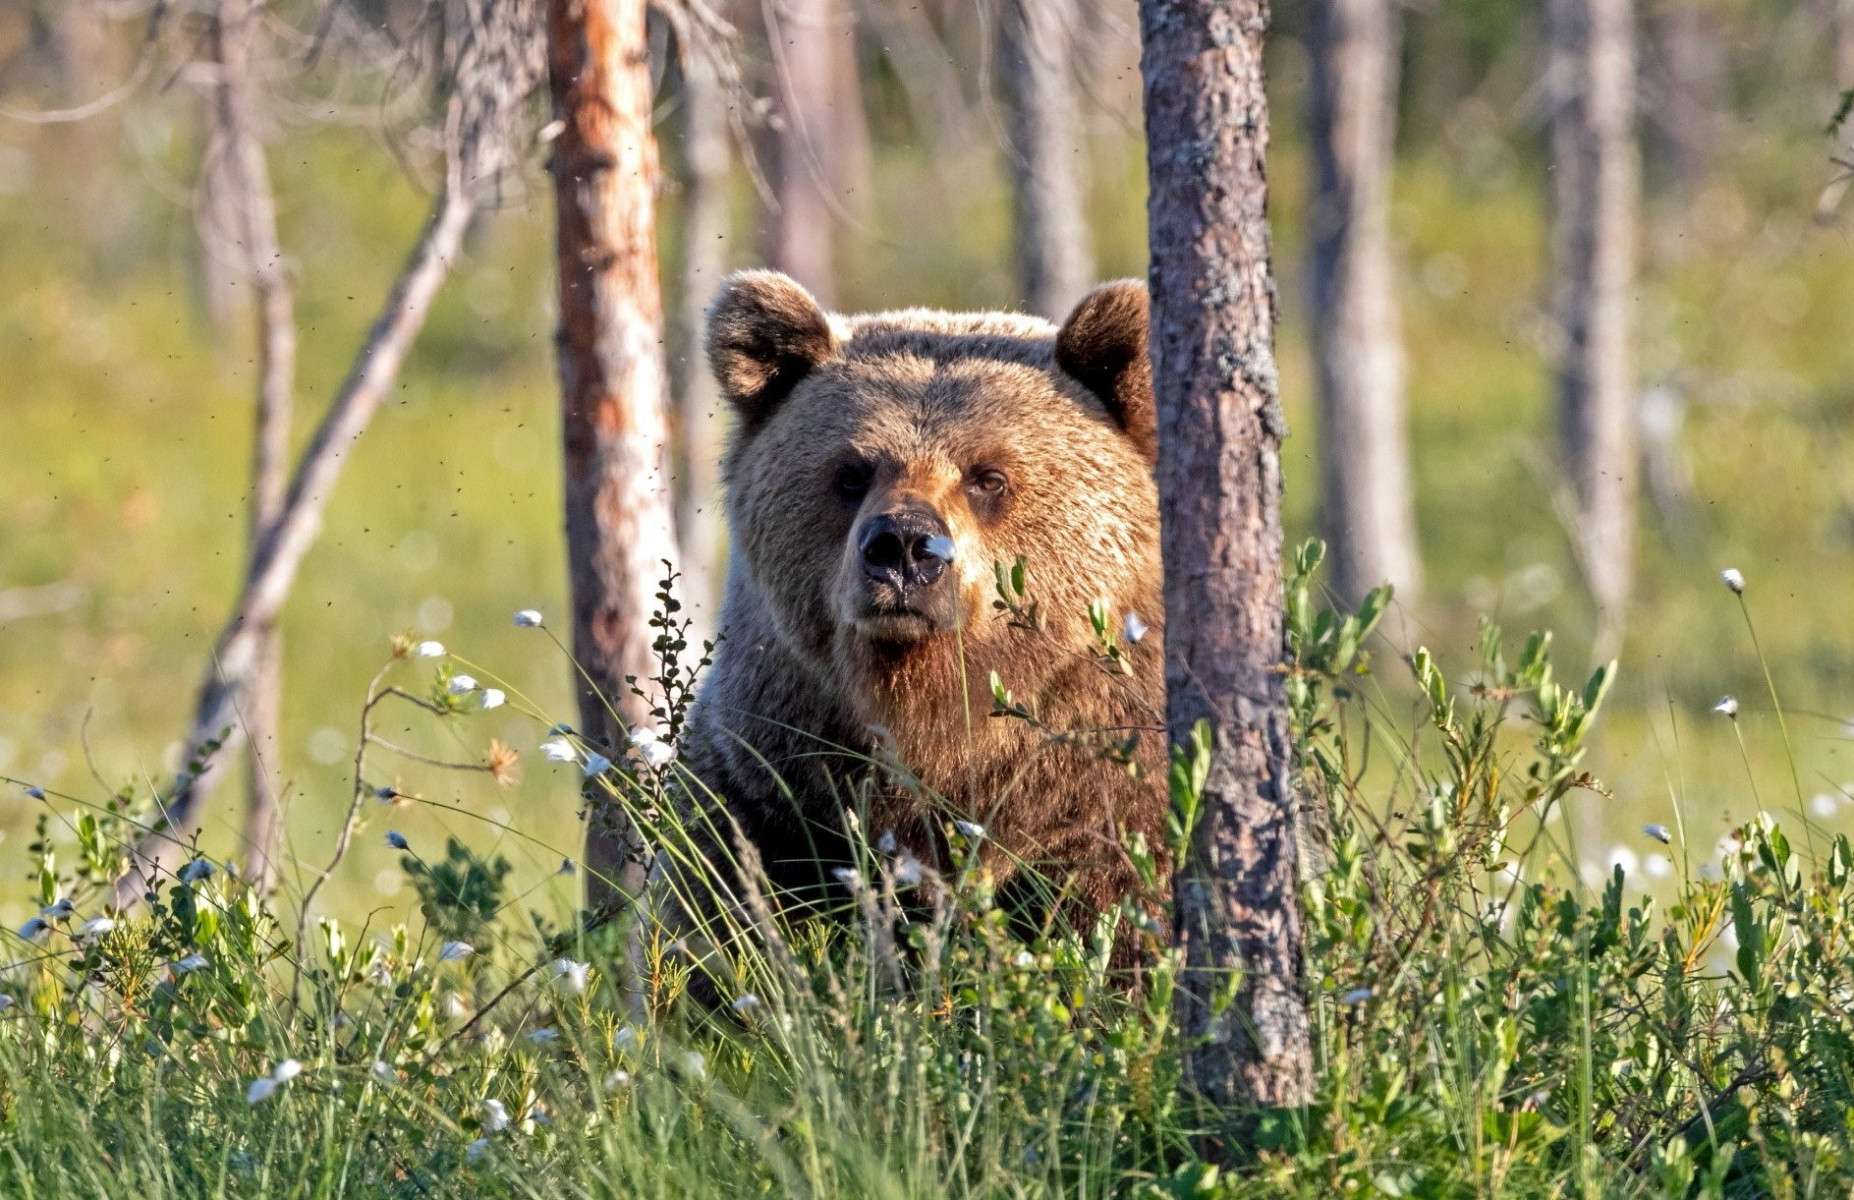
[2,0,1852,934]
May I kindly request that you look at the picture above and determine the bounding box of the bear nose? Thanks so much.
[858,509,954,590]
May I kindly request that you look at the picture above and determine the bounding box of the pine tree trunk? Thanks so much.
[999,0,1095,320]
[548,0,682,906]
[1139,0,1314,1128]
[1307,0,1419,605]
[672,34,731,632]
[1548,0,1639,631]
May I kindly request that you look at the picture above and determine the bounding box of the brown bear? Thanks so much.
[661,269,1168,961]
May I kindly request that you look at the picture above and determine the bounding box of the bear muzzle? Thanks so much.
[848,506,959,639]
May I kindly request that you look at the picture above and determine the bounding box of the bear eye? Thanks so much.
[833,461,873,503]
[968,468,1010,497]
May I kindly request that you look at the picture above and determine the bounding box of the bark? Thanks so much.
[548,0,683,906]
[999,0,1095,320]
[1548,0,1639,630]
[201,0,297,893]
[767,0,867,305]
[672,31,732,630]
[1306,0,1420,605]
[1139,0,1314,1126]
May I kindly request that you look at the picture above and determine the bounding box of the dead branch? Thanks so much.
[118,0,545,907]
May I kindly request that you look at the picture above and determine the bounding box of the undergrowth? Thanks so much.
[1,546,1850,1198]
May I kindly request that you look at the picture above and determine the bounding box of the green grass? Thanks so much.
[5,559,1854,1197]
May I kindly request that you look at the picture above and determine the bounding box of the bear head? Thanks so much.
[704,270,1161,769]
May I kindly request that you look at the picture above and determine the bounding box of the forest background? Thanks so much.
[1,0,1851,932]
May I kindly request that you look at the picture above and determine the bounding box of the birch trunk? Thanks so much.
[672,33,731,630]
[1307,0,1420,605]
[547,0,683,906]
[1139,0,1314,1127]
[767,0,866,305]
[1548,0,1639,631]
[999,0,1094,320]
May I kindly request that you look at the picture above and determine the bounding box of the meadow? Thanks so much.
[4,12,1854,1193]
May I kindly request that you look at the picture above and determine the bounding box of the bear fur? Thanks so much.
[664,270,1169,955]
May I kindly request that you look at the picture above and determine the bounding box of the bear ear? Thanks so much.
[1054,280,1155,462]
[706,270,837,429]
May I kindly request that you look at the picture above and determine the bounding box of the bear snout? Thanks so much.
[849,506,958,634]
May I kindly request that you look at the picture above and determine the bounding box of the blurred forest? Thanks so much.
[2,0,1853,931]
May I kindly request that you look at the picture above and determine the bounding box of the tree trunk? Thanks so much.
[1548,0,1639,633]
[767,0,867,306]
[202,0,297,894]
[1648,0,1723,192]
[1306,0,1419,605]
[118,186,478,907]
[999,0,1095,320]
[1838,0,1854,90]
[672,30,731,631]
[548,0,682,907]
[1140,0,1314,1128]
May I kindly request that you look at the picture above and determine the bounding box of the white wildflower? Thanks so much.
[1811,792,1840,819]
[1341,987,1374,1005]
[513,609,545,628]
[179,858,214,884]
[1607,845,1639,876]
[629,727,675,770]
[540,739,577,763]
[25,785,45,800]
[1122,611,1149,645]
[415,641,446,658]
[730,993,763,1014]
[893,853,924,887]
[40,898,75,919]
[17,917,49,942]
[832,866,862,888]
[603,1070,632,1090]
[552,958,590,994]
[76,916,115,938]
[613,1025,640,1054]
[371,1060,397,1085]
[448,674,479,695]
[271,1059,303,1084]
[482,1098,511,1132]
[442,993,470,1021]
[1714,696,1739,718]
[385,831,409,851]
[1642,823,1672,845]
[681,1051,706,1080]
[173,953,210,974]
[877,830,897,854]
[1720,568,1745,594]
[438,941,474,963]
[245,1077,279,1105]
[582,752,613,778]
[1013,951,1036,968]
[953,820,986,841]
[480,688,506,710]
[466,1137,490,1162]
[1644,854,1673,880]
[526,1028,561,1045]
